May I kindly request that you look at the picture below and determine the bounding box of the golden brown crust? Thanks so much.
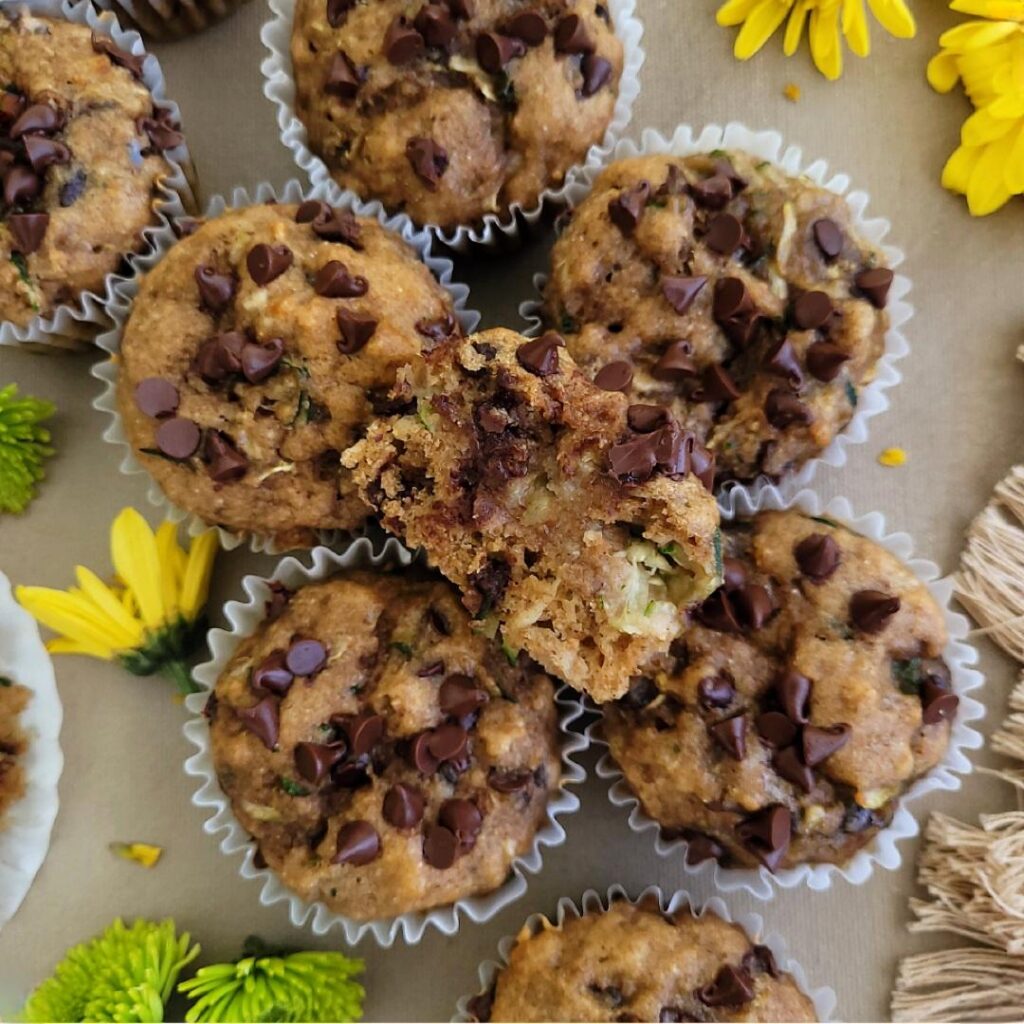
[342,327,723,703]
[0,13,177,326]
[603,510,954,871]
[0,679,29,827]
[290,0,623,229]
[543,152,892,484]
[209,572,561,920]
[480,899,818,1023]
[116,203,461,547]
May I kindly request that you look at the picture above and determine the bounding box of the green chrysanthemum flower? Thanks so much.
[178,938,364,1023]
[21,918,199,1023]
[0,383,55,514]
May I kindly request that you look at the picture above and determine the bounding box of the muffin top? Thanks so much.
[208,571,561,921]
[116,201,462,548]
[0,12,181,327]
[342,327,723,704]
[543,152,893,485]
[290,0,623,229]
[0,675,29,827]
[470,897,818,1022]
[603,510,957,873]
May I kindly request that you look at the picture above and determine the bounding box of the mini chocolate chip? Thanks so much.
[204,431,248,482]
[240,337,285,384]
[195,331,246,382]
[439,798,483,850]
[698,674,734,708]
[709,714,747,759]
[734,583,774,629]
[327,0,353,26]
[806,340,850,382]
[9,103,62,139]
[690,174,733,209]
[794,532,841,581]
[247,243,293,286]
[155,417,200,460]
[406,136,448,189]
[251,650,294,696]
[793,290,834,330]
[813,218,843,259]
[712,276,757,344]
[921,680,959,725]
[439,674,489,717]
[690,440,716,491]
[138,114,185,151]
[0,92,24,122]
[265,582,293,621]
[651,341,697,381]
[384,16,425,63]
[415,312,458,344]
[286,638,327,676]
[476,31,525,73]
[850,589,900,633]
[333,762,370,789]
[296,200,363,247]
[4,166,40,206]
[743,944,781,979]
[554,13,594,53]
[8,212,49,255]
[756,711,797,749]
[696,589,742,632]
[685,834,724,865]
[765,388,813,429]
[714,157,747,193]
[415,4,457,48]
[195,266,236,314]
[608,181,651,235]
[773,745,814,792]
[333,820,380,865]
[594,360,633,391]
[843,802,883,833]
[346,712,385,757]
[325,50,362,99]
[91,32,146,78]
[409,731,441,774]
[314,260,368,297]
[722,557,746,591]
[489,769,533,793]
[698,965,755,1007]
[581,54,613,96]
[383,783,425,828]
[855,267,894,308]
[736,804,791,872]
[422,823,458,868]
[764,337,803,387]
[621,675,659,710]
[627,404,670,433]
[803,723,851,766]
[295,741,344,784]
[517,332,564,376]
[134,378,179,419]
[662,275,707,315]
[777,670,812,724]
[23,135,70,173]
[428,723,468,762]
[693,364,740,403]
[608,433,657,484]
[237,697,279,750]
[467,990,494,1023]
[705,212,745,255]
[506,10,547,44]
[336,309,378,354]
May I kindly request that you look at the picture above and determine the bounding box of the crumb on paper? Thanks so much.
[878,447,907,467]
[109,842,163,868]
[784,82,801,102]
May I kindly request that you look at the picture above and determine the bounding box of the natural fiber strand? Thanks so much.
[892,676,1024,1021]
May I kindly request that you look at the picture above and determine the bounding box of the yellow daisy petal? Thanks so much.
[1004,122,1024,191]
[940,20,1018,52]
[16,586,129,656]
[111,508,166,629]
[878,447,907,467]
[109,841,164,868]
[942,142,981,193]
[810,4,844,80]
[967,132,1018,213]
[74,567,145,648]
[844,0,871,57]
[156,521,183,621]
[179,529,219,622]
[46,637,118,659]
[784,0,811,54]
[866,0,915,38]
[717,0,764,27]
[927,51,962,92]
[735,0,793,59]
[951,0,1024,21]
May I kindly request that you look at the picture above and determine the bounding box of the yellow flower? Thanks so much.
[17,509,218,693]
[878,446,908,466]
[716,0,916,80]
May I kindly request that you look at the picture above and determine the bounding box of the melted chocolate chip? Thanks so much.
[406,136,448,188]
[627,404,670,433]
[23,135,70,173]
[802,723,851,766]
[608,180,651,235]
[337,309,378,354]
[697,674,735,709]
[296,200,362,247]
[439,674,489,717]
[698,965,755,1007]
[684,833,724,865]
[251,650,294,696]
[696,589,742,633]
[581,54,613,96]
[756,711,797,749]
[240,337,285,384]
[516,332,564,376]
[693,364,740,403]
[325,50,362,99]
[690,174,733,210]
[4,166,40,206]
[9,103,62,139]
[91,32,146,78]
[314,260,368,297]
[7,212,48,255]
[489,769,533,793]
[439,798,483,851]
[594,360,633,391]
[765,389,812,429]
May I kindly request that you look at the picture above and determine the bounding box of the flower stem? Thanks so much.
[164,659,199,695]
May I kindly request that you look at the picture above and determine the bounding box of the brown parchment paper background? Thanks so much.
[1,0,1023,1019]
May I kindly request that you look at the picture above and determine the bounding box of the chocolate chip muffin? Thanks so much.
[1,10,185,328]
[207,571,562,921]
[289,0,624,230]
[342,327,722,703]
[467,896,818,1022]
[115,201,463,548]
[542,151,895,485]
[0,676,29,827]
[602,510,957,873]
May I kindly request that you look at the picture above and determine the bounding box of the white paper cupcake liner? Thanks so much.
[183,537,589,947]
[0,570,63,933]
[94,0,246,40]
[519,122,912,499]
[0,0,197,351]
[260,0,645,252]
[588,485,985,900]
[452,884,838,1022]
[90,177,480,555]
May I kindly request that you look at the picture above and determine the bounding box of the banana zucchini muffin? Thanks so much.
[289,0,624,229]
[1,10,185,328]
[467,895,818,1022]
[0,676,30,827]
[543,151,895,485]
[602,510,957,873]
[116,201,462,548]
[342,327,722,703]
[207,571,561,920]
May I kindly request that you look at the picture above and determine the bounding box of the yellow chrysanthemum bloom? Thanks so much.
[17,509,218,694]
[716,0,916,80]
[927,0,1024,214]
